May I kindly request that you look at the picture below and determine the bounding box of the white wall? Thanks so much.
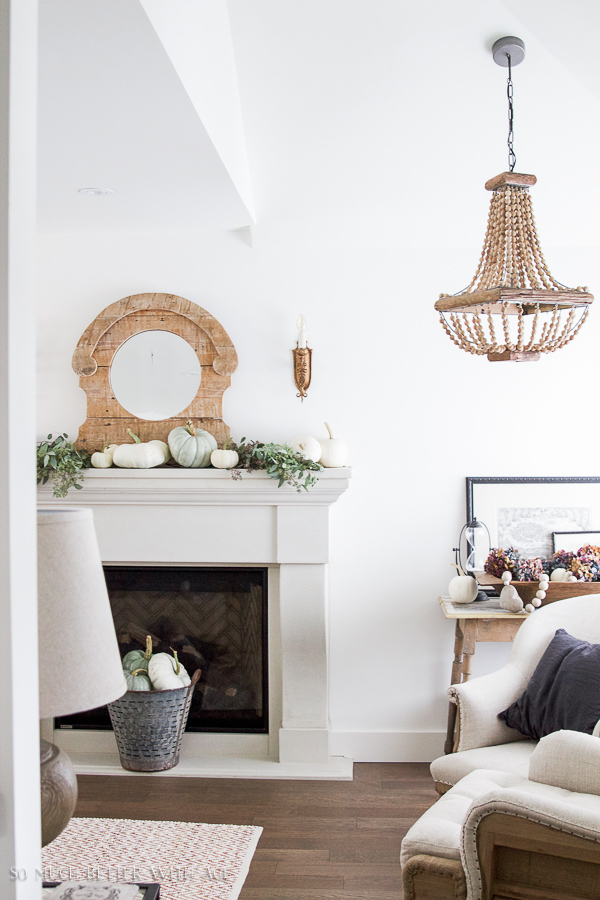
[36,0,600,761]
[36,225,600,760]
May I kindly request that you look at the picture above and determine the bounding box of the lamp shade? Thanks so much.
[37,507,126,718]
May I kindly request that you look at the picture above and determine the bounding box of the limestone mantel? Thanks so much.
[38,467,352,779]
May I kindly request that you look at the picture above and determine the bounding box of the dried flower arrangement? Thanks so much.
[485,545,600,583]
[483,547,519,578]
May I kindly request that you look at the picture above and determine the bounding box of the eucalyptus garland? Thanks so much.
[36,433,91,497]
[229,438,322,492]
[36,431,322,495]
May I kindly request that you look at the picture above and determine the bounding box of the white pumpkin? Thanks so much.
[211,441,239,469]
[91,443,118,468]
[168,420,217,468]
[288,435,321,463]
[112,431,170,469]
[148,651,191,690]
[319,422,349,468]
[448,574,478,604]
[550,567,568,582]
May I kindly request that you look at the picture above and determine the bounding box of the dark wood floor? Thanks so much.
[76,762,437,899]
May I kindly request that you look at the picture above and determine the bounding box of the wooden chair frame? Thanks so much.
[402,812,600,900]
[476,811,600,900]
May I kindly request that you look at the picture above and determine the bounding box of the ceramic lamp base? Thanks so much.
[40,738,78,846]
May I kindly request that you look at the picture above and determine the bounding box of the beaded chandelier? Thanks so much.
[436,37,593,362]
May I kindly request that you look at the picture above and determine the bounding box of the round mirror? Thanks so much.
[110,330,202,421]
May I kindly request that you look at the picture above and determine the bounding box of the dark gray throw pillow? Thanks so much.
[498,628,600,740]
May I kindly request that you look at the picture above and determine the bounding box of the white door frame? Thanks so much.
[0,1,41,897]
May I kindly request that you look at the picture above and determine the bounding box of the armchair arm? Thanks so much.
[529,730,600,796]
[450,663,527,752]
[466,808,600,900]
[461,784,600,900]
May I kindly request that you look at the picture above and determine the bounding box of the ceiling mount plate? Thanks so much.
[492,36,525,67]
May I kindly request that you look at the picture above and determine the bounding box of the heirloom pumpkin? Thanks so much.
[112,430,170,469]
[122,635,153,673]
[148,650,191,690]
[124,667,152,691]
[168,420,217,468]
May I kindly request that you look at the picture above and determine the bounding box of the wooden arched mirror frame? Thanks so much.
[72,292,238,452]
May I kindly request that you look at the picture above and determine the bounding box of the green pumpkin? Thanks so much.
[125,667,152,691]
[168,420,217,468]
[122,635,153,672]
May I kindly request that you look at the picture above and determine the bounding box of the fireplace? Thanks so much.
[39,467,352,778]
[56,565,268,734]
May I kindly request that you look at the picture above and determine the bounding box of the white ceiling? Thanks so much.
[37,0,600,244]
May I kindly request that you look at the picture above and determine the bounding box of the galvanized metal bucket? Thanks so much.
[108,669,201,772]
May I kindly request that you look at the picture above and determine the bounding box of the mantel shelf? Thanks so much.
[37,466,352,508]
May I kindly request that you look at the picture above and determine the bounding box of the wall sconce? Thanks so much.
[292,313,312,401]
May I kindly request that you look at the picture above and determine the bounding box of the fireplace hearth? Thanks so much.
[56,566,268,734]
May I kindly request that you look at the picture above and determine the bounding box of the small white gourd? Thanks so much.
[91,444,118,468]
[210,439,239,469]
[448,574,478,604]
[148,650,191,690]
[112,430,170,469]
[319,422,349,468]
[288,435,322,463]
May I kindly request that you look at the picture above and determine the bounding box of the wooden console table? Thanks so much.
[439,596,528,754]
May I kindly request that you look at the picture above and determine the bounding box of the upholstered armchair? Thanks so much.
[402,730,600,900]
[430,595,600,793]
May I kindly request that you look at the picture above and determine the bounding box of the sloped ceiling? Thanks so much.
[501,0,600,101]
[37,0,254,232]
[38,0,600,243]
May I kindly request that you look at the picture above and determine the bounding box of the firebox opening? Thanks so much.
[55,566,268,734]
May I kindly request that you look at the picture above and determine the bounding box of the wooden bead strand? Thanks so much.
[436,174,593,360]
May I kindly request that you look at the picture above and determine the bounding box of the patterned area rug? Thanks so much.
[41,817,262,900]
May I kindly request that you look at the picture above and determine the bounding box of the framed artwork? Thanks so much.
[466,477,600,560]
[552,531,600,554]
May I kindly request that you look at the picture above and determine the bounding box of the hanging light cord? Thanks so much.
[507,53,516,171]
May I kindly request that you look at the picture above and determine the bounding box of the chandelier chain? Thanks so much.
[507,54,516,171]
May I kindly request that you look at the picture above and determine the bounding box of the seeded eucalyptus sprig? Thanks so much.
[229,438,322,492]
[36,433,92,498]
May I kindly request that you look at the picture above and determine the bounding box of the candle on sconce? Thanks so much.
[292,313,311,401]
[296,313,307,349]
